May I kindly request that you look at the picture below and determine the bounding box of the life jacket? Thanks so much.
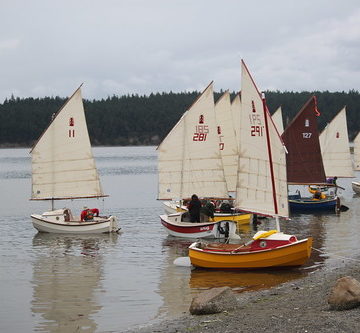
[84,209,94,221]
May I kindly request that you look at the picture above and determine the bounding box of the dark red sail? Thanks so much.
[282,96,326,184]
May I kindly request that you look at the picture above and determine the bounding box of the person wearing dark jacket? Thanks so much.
[188,194,202,222]
[201,201,215,220]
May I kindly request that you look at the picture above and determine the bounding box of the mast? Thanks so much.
[262,93,280,231]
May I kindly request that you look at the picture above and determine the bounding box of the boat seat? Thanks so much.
[200,242,251,252]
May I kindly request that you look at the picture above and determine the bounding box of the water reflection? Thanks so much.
[31,233,118,333]
[156,238,193,318]
[189,269,307,292]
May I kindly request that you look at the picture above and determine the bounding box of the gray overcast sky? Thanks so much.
[1,0,359,102]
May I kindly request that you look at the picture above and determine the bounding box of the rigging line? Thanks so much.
[312,247,360,262]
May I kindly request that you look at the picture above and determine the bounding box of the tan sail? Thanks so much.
[214,91,238,192]
[236,61,288,218]
[354,131,360,171]
[319,107,354,178]
[31,87,105,200]
[231,93,241,149]
[272,106,284,134]
[157,82,228,200]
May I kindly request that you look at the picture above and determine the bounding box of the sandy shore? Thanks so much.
[124,258,360,333]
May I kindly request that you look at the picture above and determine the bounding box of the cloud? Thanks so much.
[0,39,20,53]
[0,0,359,102]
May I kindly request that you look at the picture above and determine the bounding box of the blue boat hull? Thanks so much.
[288,194,337,212]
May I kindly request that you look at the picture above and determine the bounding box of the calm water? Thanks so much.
[1,146,360,332]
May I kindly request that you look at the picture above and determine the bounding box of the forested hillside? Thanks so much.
[0,90,359,147]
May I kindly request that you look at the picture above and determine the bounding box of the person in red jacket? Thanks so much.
[80,207,99,221]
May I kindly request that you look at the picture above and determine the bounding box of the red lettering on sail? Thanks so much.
[252,100,256,113]
[193,125,209,141]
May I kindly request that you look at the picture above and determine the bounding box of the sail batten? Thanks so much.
[31,88,105,200]
[319,107,354,178]
[158,82,228,200]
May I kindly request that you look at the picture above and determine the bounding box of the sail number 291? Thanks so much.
[249,114,264,137]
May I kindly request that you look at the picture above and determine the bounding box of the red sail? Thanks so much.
[281,96,326,184]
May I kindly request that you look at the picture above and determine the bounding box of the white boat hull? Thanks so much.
[31,209,119,234]
[352,181,360,194]
[160,213,240,240]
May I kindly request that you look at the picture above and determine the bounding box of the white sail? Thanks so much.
[158,82,228,200]
[235,61,288,218]
[272,106,284,134]
[31,87,105,200]
[319,107,354,178]
[354,131,360,171]
[214,91,239,192]
[231,93,241,148]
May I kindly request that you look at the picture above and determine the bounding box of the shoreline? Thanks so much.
[124,258,360,333]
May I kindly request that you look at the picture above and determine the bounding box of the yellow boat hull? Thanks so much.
[189,237,313,269]
[213,213,251,225]
[175,209,252,225]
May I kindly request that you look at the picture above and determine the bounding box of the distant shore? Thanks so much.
[124,257,360,333]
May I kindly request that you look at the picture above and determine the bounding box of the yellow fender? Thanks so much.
[253,229,277,240]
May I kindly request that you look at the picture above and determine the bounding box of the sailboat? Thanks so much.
[351,131,360,193]
[189,60,312,269]
[158,82,249,240]
[30,85,119,234]
[282,96,339,212]
[161,91,240,215]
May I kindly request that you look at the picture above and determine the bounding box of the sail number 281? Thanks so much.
[193,125,209,141]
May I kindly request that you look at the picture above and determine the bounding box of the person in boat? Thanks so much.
[327,176,338,194]
[308,186,326,200]
[187,194,202,222]
[200,201,215,221]
[80,207,99,221]
[220,200,233,213]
